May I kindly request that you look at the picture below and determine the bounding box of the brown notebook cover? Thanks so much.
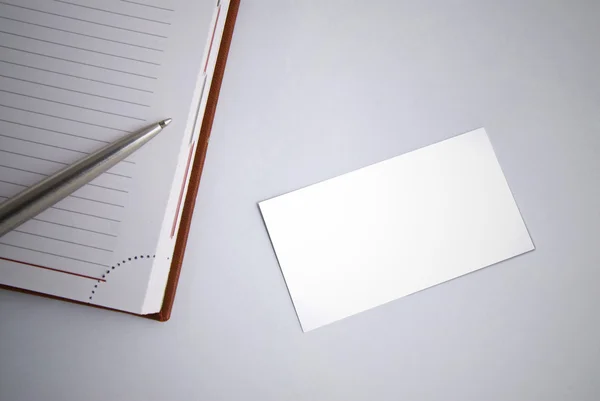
[0,0,241,321]
[149,0,241,322]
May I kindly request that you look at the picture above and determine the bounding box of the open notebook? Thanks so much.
[0,0,240,320]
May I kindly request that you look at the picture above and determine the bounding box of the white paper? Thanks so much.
[0,0,228,312]
[259,128,534,332]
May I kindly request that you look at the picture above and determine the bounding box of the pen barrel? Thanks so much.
[0,122,165,238]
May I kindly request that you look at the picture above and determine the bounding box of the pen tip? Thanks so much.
[159,118,172,128]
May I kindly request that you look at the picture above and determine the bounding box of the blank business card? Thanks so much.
[259,128,534,332]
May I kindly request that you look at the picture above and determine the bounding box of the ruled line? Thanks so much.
[0,201,118,236]
[0,134,89,155]
[0,256,106,281]
[0,1,168,39]
[13,230,114,252]
[32,218,118,237]
[0,74,150,107]
[0,179,27,187]
[0,162,130,183]
[55,0,171,25]
[0,162,52,175]
[0,155,68,170]
[87,183,128,193]
[52,206,121,222]
[0,30,161,65]
[0,190,123,220]
[0,122,137,165]
[69,194,124,207]
[0,242,110,267]
[0,60,154,93]
[0,89,146,121]
[0,15,164,52]
[101,170,132,178]
[0,104,133,132]
[0,45,158,79]
[120,0,175,12]
[0,165,129,191]
[0,118,109,144]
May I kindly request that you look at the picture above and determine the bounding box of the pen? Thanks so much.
[0,118,172,238]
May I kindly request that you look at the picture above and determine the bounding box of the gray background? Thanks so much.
[1,0,599,400]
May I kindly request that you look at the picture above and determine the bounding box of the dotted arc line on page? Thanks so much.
[89,254,155,302]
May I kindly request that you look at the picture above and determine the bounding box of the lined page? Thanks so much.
[0,0,217,290]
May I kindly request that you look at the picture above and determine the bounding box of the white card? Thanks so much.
[259,128,534,331]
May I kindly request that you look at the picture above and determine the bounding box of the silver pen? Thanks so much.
[0,118,172,237]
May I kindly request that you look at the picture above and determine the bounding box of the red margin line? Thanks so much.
[0,257,106,281]
[203,4,221,73]
[170,142,195,238]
